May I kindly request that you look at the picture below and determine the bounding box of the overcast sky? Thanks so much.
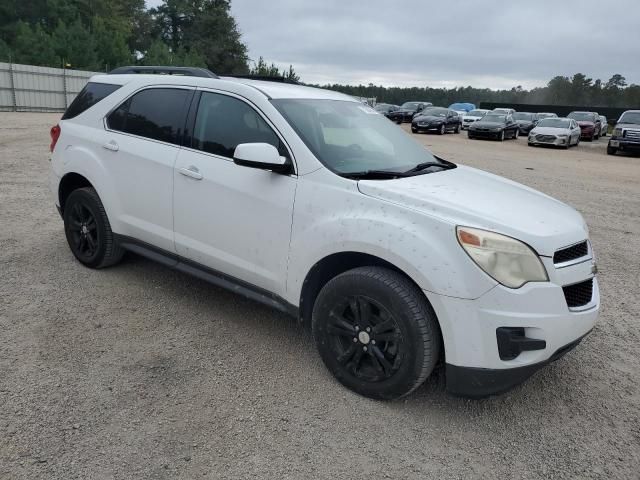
[147,0,639,90]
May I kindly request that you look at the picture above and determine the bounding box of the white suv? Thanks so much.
[49,72,599,399]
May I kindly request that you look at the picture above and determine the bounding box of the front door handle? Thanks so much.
[102,140,119,151]
[178,165,203,180]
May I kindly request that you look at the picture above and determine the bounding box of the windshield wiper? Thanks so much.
[404,158,456,174]
[342,170,411,180]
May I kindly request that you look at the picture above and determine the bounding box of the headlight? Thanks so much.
[456,226,548,288]
[491,127,502,132]
[613,127,623,137]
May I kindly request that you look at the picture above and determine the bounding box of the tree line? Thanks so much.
[318,73,640,109]
[0,0,638,108]
[0,0,297,79]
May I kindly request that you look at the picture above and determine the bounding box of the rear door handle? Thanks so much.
[102,140,119,151]
[178,166,203,180]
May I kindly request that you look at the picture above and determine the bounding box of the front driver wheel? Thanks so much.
[312,267,440,400]
[498,130,505,142]
[607,145,617,155]
[438,124,445,135]
[63,187,123,269]
[513,129,519,139]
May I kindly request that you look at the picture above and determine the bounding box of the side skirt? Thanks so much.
[114,234,299,318]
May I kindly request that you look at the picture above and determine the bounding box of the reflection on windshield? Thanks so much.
[568,112,594,121]
[513,113,533,121]
[538,119,570,128]
[482,114,506,122]
[401,102,419,109]
[421,108,447,117]
[272,99,448,175]
[619,112,640,124]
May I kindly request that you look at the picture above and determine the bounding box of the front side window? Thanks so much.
[191,92,284,159]
[107,88,191,145]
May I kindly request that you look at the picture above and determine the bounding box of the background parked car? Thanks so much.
[448,102,476,113]
[528,117,581,148]
[461,109,489,129]
[388,101,432,123]
[412,107,462,135]
[468,112,520,141]
[608,110,640,155]
[534,112,558,122]
[513,112,537,135]
[599,115,608,137]
[568,111,601,141]
[492,108,515,115]
[374,103,399,118]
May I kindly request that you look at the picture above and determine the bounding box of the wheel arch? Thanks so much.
[299,251,445,361]
[58,172,94,214]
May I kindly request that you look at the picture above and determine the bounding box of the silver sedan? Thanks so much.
[528,117,582,148]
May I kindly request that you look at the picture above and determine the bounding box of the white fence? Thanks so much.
[0,62,99,112]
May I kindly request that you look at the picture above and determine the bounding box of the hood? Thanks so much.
[414,115,445,122]
[576,121,595,128]
[471,120,504,129]
[516,120,533,125]
[530,126,569,135]
[463,115,483,120]
[396,108,417,114]
[357,165,587,256]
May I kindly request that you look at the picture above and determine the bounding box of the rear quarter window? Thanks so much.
[62,82,121,120]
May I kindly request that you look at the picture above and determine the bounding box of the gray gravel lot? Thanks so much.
[1,112,639,479]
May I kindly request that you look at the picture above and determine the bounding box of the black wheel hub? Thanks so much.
[326,295,404,382]
[68,203,98,259]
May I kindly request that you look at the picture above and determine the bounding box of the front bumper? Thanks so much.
[609,138,640,151]
[579,128,596,139]
[528,135,571,147]
[413,122,443,132]
[424,255,599,397]
[469,129,501,139]
[446,331,590,398]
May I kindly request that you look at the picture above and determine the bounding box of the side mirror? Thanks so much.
[233,143,290,173]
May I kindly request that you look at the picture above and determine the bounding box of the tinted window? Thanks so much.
[62,82,121,120]
[192,92,283,158]
[107,88,191,145]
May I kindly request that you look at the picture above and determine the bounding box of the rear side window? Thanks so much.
[191,92,284,158]
[62,82,121,120]
[107,88,191,145]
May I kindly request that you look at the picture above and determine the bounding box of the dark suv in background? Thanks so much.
[388,101,433,123]
[608,110,640,155]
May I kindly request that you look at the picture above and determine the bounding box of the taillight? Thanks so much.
[50,124,61,152]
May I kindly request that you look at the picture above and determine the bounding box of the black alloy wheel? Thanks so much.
[312,267,440,400]
[438,124,445,135]
[63,187,123,268]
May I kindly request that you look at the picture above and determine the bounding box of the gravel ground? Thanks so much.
[1,112,639,479]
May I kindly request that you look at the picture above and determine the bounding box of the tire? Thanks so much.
[513,128,519,140]
[438,124,445,135]
[528,142,534,147]
[312,266,440,400]
[63,187,123,269]
[498,130,505,142]
[411,127,418,133]
[454,124,460,134]
[468,132,474,139]
[607,146,617,155]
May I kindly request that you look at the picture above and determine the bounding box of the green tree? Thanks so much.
[12,21,57,66]
[93,17,132,71]
[51,19,98,69]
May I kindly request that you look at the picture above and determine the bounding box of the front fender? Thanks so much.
[286,174,497,305]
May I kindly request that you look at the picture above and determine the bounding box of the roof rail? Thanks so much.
[224,74,299,84]
[108,66,218,78]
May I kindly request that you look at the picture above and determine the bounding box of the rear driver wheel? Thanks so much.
[63,187,123,268]
[312,267,440,400]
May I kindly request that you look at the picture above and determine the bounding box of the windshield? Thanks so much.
[467,110,486,116]
[619,111,640,124]
[400,102,420,110]
[568,112,595,122]
[481,114,506,122]
[536,113,556,119]
[420,107,448,117]
[538,119,570,128]
[513,112,533,121]
[272,99,447,175]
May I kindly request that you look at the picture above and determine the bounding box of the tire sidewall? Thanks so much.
[312,271,434,400]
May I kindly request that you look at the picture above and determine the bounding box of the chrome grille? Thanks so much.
[625,129,640,140]
[535,134,557,143]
